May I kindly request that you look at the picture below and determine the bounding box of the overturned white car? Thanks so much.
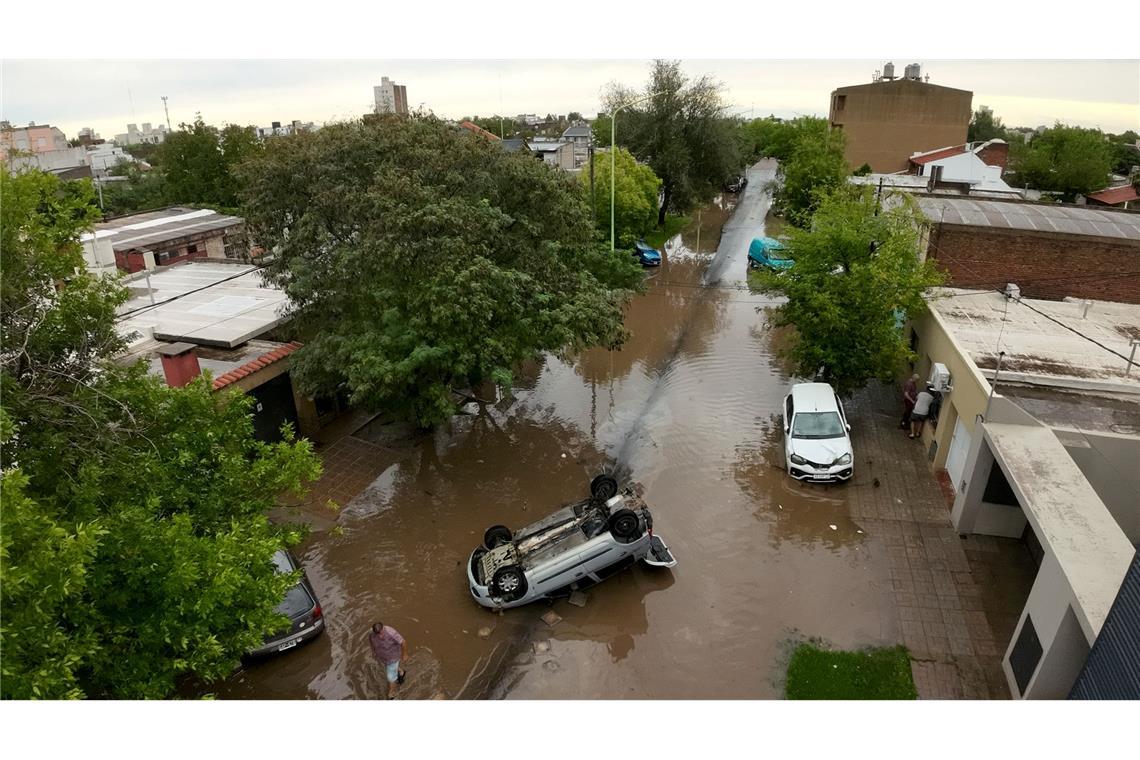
[467,475,677,609]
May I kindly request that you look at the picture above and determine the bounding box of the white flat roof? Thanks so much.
[929,289,1140,393]
[983,422,1135,637]
[116,262,287,349]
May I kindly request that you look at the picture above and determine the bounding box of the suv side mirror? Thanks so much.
[846,423,851,432]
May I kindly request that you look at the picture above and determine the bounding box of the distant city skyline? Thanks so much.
[3,60,1138,141]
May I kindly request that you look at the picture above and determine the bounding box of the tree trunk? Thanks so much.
[658,185,671,226]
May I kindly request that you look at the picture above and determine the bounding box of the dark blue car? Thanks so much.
[633,240,662,267]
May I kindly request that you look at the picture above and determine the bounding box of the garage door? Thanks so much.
[945,415,971,492]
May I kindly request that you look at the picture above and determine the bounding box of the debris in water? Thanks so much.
[462,629,469,634]
[533,640,551,654]
[857,529,864,534]
[543,660,561,672]
[568,591,588,608]
[561,453,567,458]
[477,626,492,639]
[541,611,562,627]
[829,524,838,531]
[778,504,783,510]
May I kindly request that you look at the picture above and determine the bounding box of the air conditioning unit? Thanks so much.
[928,362,952,392]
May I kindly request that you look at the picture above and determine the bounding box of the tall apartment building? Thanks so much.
[828,63,972,173]
[373,76,408,115]
[0,122,69,161]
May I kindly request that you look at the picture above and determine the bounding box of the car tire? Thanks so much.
[590,474,619,501]
[483,525,512,550]
[608,508,641,540]
[491,565,528,601]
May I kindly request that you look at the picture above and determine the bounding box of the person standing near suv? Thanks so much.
[369,621,408,699]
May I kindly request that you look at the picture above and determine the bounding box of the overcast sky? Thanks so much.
[2,59,1137,139]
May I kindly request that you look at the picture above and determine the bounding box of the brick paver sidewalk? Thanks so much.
[845,381,1036,699]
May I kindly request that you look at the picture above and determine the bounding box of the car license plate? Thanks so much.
[278,639,299,652]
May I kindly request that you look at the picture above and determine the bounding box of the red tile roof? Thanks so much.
[910,145,968,165]
[1087,185,1140,205]
[212,341,303,391]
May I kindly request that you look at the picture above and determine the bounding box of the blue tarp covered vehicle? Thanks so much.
[633,240,662,267]
[748,237,793,271]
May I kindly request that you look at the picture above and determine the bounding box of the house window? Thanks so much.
[187,243,198,254]
[834,95,846,111]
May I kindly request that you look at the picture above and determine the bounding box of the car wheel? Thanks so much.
[608,508,641,540]
[483,525,512,550]
[491,565,528,601]
[590,474,619,501]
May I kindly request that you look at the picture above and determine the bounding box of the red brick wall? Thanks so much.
[114,246,208,273]
[976,142,1009,172]
[928,224,1140,303]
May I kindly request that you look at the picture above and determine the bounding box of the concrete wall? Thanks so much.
[1059,430,1140,544]
[1004,552,1092,698]
[910,305,993,472]
[928,224,1140,304]
[951,415,1030,538]
[81,238,120,277]
[829,79,972,172]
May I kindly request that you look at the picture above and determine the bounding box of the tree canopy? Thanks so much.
[605,60,741,225]
[1008,123,1113,199]
[774,127,849,228]
[238,115,644,427]
[582,146,662,247]
[158,118,263,210]
[967,108,1008,143]
[0,166,320,698]
[740,115,830,163]
[750,187,944,395]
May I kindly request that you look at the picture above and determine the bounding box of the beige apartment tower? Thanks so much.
[829,64,972,173]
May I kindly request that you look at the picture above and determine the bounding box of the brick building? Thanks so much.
[915,197,1140,304]
[829,65,972,173]
[82,207,248,275]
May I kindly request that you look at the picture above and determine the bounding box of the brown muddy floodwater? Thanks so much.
[213,159,897,700]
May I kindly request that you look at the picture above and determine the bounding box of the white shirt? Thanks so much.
[913,391,934,416]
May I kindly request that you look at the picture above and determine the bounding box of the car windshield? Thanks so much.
[791,411,845,439]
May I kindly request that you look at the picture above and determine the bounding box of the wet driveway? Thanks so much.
[214,159,898,700]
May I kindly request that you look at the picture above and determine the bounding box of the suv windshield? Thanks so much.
[791,411,845,439]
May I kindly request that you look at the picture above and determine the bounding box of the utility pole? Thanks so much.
[161,96,171,130]
[589,141,596,220]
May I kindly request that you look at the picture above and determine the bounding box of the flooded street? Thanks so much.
[215,159,897,700]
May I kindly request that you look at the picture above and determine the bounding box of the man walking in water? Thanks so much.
[369,621,408,699]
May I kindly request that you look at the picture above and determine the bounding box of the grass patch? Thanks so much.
[785,643,917,700]
[643,214,690,250]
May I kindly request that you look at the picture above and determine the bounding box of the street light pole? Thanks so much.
[611,91,666,250]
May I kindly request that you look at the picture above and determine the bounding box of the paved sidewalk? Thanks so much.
[846,381,1037,699]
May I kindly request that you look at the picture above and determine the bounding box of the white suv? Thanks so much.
[467,475,677,609]
[783,382,854,483]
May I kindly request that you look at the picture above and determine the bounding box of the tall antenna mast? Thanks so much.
[161,96,171,130]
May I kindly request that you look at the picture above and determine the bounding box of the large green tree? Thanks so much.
[740,115,829,163]
[606,60,741,225]
[775,128,849,228]
[750,187,943,395]
[158,118,263,210]
[0,166,321,699]
[1008,123,1113,199]
[238,115,643,427]
[582,146,661,247]
[967,108,1009,143]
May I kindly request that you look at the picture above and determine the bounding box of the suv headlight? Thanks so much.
[790,453,807,465]
[834,453,852,466]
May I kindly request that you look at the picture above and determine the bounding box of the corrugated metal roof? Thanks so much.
[85,207,243,252]
[917,197,1140,240]
[562,125,591,137]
